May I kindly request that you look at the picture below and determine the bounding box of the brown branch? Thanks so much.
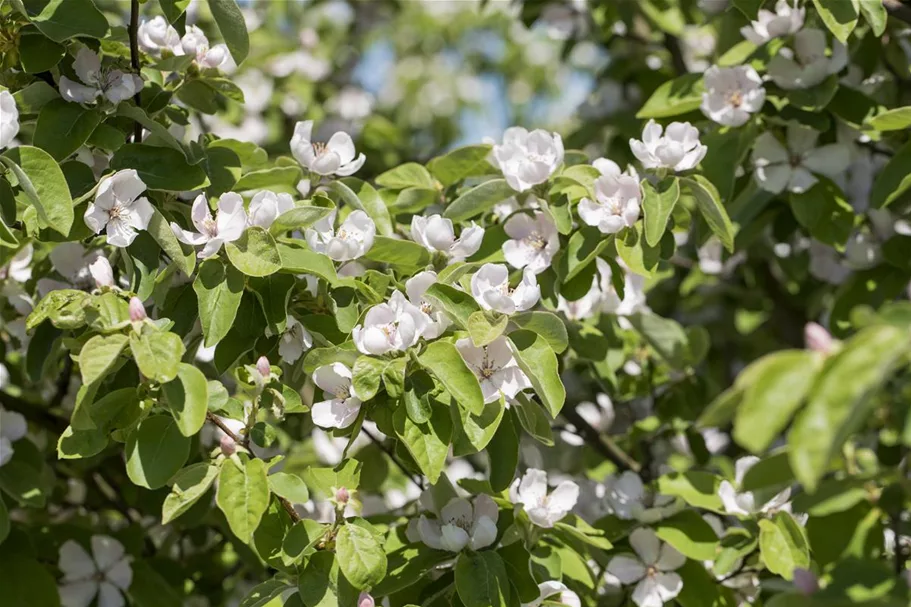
[663,34,688,76]
[561,405,642,474]
[128,0,143,142]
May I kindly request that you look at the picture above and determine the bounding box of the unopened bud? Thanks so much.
[793,568,819,595]
[804,322,834,354]
[357,592,375,607]
[220,434,236,456]
[129,297,147,321]
[256,355,271,378]
[335,486,349,504]
[89,257,114,288]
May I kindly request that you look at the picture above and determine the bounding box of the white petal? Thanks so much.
[59,581,98,607]
[629,528,661,565]
[606,555,647,584]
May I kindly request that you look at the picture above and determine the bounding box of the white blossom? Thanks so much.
[311,363,361,429]
[492,127,564,192]
[247,191,294,230]
[578,171,642,234]
[0,89,19,148]
[606,528,686,607]
[502,211,560,274]
[1,243,33,283]
[630,120,707,173]
[405,270,450,340]
[410,214,484,261]
[171,193,247,258]
[719,456,793,516]
[36,243,103,296]
[59,48,143,105]
[277,315,313,363]
[84,170,154,248]
[700,65,766,127]
[470,263,540,314]
[413,494,499,552]
[511,468,579,528]
[752,125,851,194]
[0,405,27,467]
[57,535,133,607]
[740,0,805,45]
[137,16,181,56]
[522,581,581,607]
[290,120,365,177]
[88,257,115,289]
[305,210,375,261]
[604,471,681,523]
[180,25,230,69]
[353,290,429,355]
[456,336,532,404]
[561,393,614,447]
[768,28,847,90]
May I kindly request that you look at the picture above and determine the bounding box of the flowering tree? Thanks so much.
[2,1,911,606]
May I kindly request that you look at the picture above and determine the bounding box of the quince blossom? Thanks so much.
[59,48,143,106]
[604,471,682,523]
[740,0,805,45]
[290,120,365,177]
[0,405,27,467]
[352,290,429,355]
[277,316,313,363]
[630,120,706,173]
[752,125,851,194]
[502,211,560,274]
[578,170,642,235]
[306,210,376,262]
[57,535,132,607]
[768,29,847,90]
[412,493,499,552]
[411,214,484,261]
[84,170,153,248]
[606,528,685,607]
[0,90,19,148]
[456,336,532,404]
[311,363,361,429]
[700,65,766,127]
[247,190,294,230]
[405,271,450,340]
[470,263,540,315]
[511,468,579,528]
[171,193,247,258]
[522,582,581,607]
[719,456,793,516]
[492,127,564,192]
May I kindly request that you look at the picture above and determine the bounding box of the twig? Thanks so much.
[362,426,425,490]
[128,0,143,142]
[205,412,301,522]
[561,405,641,474]
[663,34,688,75]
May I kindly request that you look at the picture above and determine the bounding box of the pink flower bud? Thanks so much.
[804,322,834,354]
[357,592,375,607]
[335,486,349,504]
[129,297,147,321]
[793,568,818,595]
[256,355,271,378]
[220,434,236,456]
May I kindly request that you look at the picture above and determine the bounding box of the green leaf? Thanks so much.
[627,313,693,370]
[268,471,310,504]
[556,226,613,282]
[734,350,821,454]
[636,74,704,119]
[393,405,451,484]
[509,311,568,353]
[210,0,250,64]
[18,30,65,73]
[812,0,859,43]
[1,146,73,235]
[161,462,219,524]
[239,579,297,607]
[682,175,734,252]
[147,208,195,275]
[217,457,270,542]
[269,206,334,236]
[512,394,554,446]
[376,162,434,189]
[657,471,724,512]
[232,166,301,192]
[0,497,7,544]
[643,177,680,247]
[110,144,210,191]
[452,393,504,455]
[871,139,911,209]
[79,334,128,385]
[428,144,493,187]
[277,241,340,284]
[455,551,510,607]
[497,542,544,603]
[352,356,385,400]
[615,222,661,277]
[336,521,388,590]
[424,282,481,329]
[163,363,209,437]
[130,330,186,383]
[418,340,484,415]
[866,106,911,131]
[509,330,565,417]
[56,425,108,459]
[468,310,508,347]
[298,552,358,607]
[362,235,431,268]
[654,510,718,560]
[789,180,854,247]
[486,411,519,492]
[25,0,108,42]
[444,179,515,222]
[27,289,89,330]
[0,553,61,607]
[194,259,245,347]
[328,178,393,237]
[12,81,58,114]
[125,415,191,489]
[226,226,282,277]
[117,105,193,160]
[758,511,810,580]
[788,324,909,491]
[248,273,294,335]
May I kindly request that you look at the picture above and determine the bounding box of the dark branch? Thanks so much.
[362,425,425,491]
[128,0,143,142]
[561,405,642,474]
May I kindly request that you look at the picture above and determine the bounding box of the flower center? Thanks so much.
[380,322,397,340]
[107,203,125,222]
[646,565,658,577]
[727,90,743,108]
[202,217,218,237]
[311,141,329,157]
[333,384,350,400]
[789,154,802,168]
[524,231,548,250]
[420,300,433,315]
